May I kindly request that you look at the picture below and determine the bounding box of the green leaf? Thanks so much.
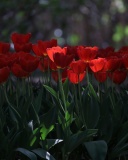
[32,148,56,160]
[46,139,63,149]
[40,125,54,140]
[15,148,37,160]
[40,107,57,128]
[88,82,99,102]
[65,129,97,153]
[62,78,69,101]
[82,91,100,129]
[43,85,58,99]
[32,89,43,113]
[84,140,107,160]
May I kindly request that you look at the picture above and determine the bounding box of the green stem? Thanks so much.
[78,75,87,129]
[73,84,79,116]
[58,69,66,111]
[3,84,21,119]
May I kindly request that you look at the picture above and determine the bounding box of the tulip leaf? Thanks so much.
[40,124,54,140]
[15,148,37,160]
[63,78,69,101]
[46,139,63,149]
[40,107,57,128]
[43,85,58,99]
[82,90,100,129]
[84,140,107,160]
[32,148,56,160]
[65,129,97,153]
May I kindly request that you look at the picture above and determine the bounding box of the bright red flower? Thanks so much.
[11,63,30,78]
[94,71,107,83]
[11,32,31,44]
[0,67,10,84]
[69,60,86,74]
[108,70,127,84]
[19,52,39,72]
[77,46,98,62]
[47,46,74,69]
[89,58,105,73]
[0,42,10,54]
[67,69,86,84]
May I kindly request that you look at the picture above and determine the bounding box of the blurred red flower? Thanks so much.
[0,67,10,84]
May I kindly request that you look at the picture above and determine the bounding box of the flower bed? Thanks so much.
[0,33,128,160]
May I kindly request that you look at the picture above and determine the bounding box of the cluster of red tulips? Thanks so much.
[1,32,128,85]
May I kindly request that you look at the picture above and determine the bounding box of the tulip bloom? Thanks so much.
[19,52,39,73]
[11,63,30,78]
[67,69,85,84]
[32,39,57,57]
[11,33,31,44]
[47,46,74,69]
[103,57,121,72]
[77,46,98,62]
[52,69,67,83]
[109,70,127,84]
[0,67,10,84]
[0,42,10,54]
[94,71,107,83]
[89,58,105,73]
[69,60,86,74]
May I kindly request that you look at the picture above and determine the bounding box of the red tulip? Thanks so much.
[0,42,10,54]
[11,63,30,78]
[94,71,107,83]
[13,43,32,52]
[0,67,10,84]
[69,60,86,74]
[38,39,57,56]
[66,46,79,60]
[11,32,31,44]
[47,46,74,69]
[52,69,67,83]
[103,57,121,72]
[97,47,115,58]
[38,57,49,72]
[122,55,128,70]
[67,69,86,84]
[19,52,39,72]
[108,70,127,84]
[32,44,42,57]
[89,58,105,73]
[77,46,98,62]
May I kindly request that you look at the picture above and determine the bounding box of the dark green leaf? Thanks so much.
[32,148,56,160]
[65,129,97,153]
[16,148,37,160]
[84,140,107,160]
[43,85,58,99]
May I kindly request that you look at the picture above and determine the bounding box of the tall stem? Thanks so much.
[58,69,66,111]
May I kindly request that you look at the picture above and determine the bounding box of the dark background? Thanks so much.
[1,0,128,49]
